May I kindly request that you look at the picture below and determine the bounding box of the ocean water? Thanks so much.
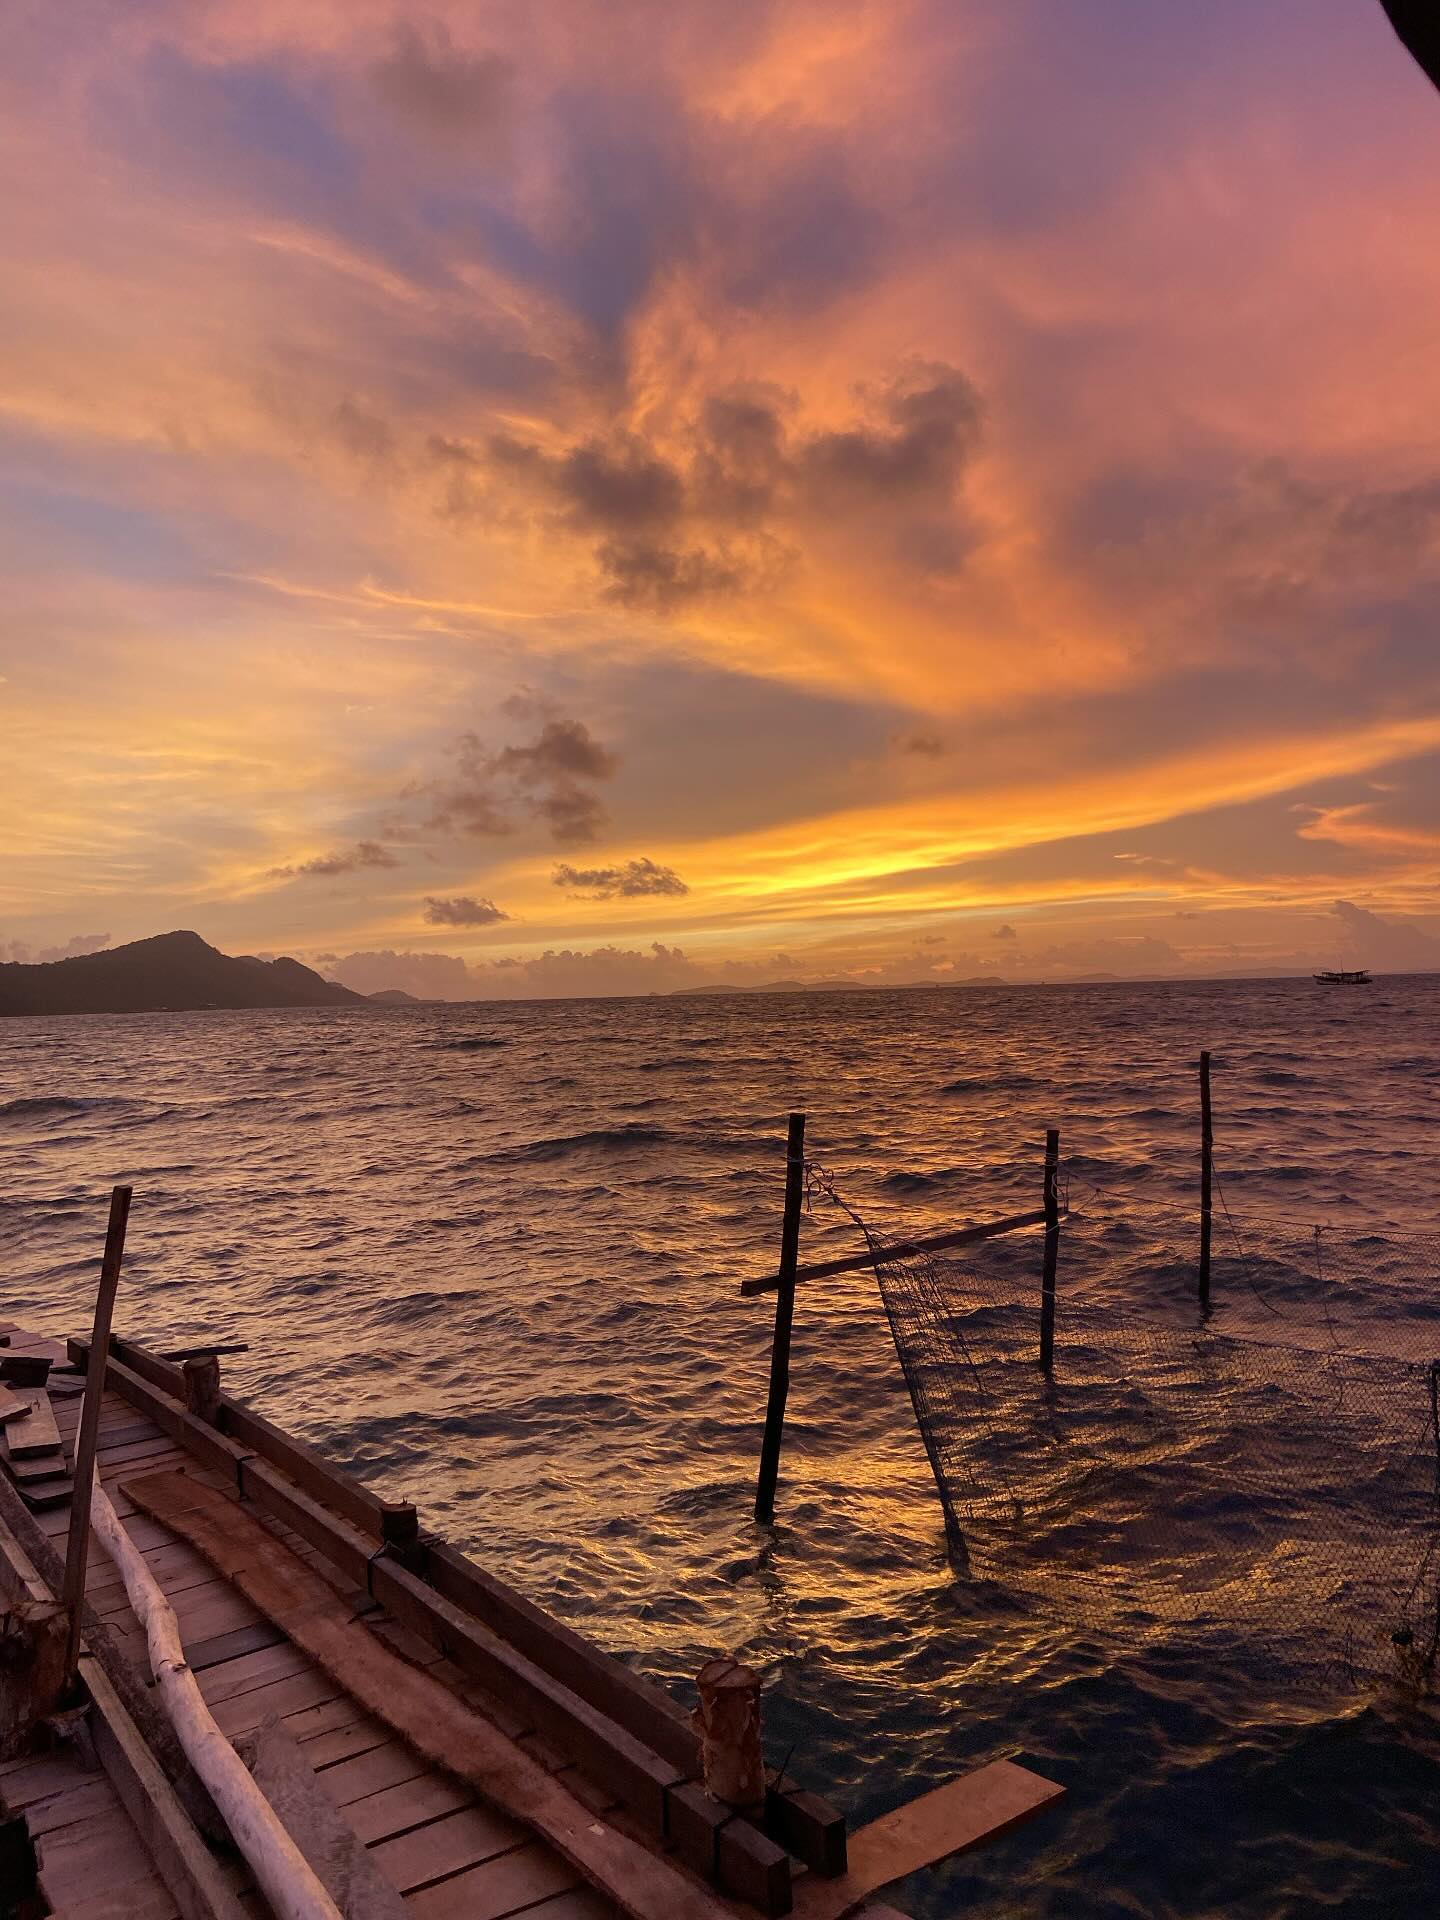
[2,975,1439,1917]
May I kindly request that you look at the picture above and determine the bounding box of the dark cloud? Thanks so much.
[456,361,981,612]
[552,857,688,899]
[799,366,981,507]
[269,841,400,880]
[427,712,619,846]
[554,436,684,533]
[992,924,1017,941]
[371,23,513,146]
[595,539,748,610]
[424,895,510,927]
[493,717,618,785]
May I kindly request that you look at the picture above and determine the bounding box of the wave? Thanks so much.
[484,1123,672,1165]
[442,1036,508,1051]
[0,1094,126,1119]
[940,1073,1038,1096]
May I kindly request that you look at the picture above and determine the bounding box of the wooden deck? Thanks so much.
[1,1320,617,1920]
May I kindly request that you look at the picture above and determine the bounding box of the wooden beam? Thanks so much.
[792,1759,1064,1919]
[754,1111,806,1522]
[739,1207,1058,1296]
[63,1182,132,1680]
[81,1654,251,1920]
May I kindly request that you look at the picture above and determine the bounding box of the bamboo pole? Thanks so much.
[739,1205,1057,1296]
[1039,1129,1060,1374]
[753,1112,806,1523]
[62,1183,131,1683]
[1199,1051,1213,1306]
[86,1472,344,1920]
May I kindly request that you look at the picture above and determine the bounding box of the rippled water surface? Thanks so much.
[3,977,1439,1916]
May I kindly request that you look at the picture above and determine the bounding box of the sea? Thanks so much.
[2,974,1438,1917]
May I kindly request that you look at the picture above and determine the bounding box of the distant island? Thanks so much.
[0,931,366,1017]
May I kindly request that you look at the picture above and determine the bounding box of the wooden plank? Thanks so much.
[792,1761,1065,1920]
[425,1543,701,1776]
[186,1622,288,1673]
[5,1391,62,1458]
[0,1354,52,1387]
[84,1335,386,1534]
[35,1803,172,1904]
[195,1640,312,1707]
[236,1456,376,1590]
[310,1741,428,1808]
[238,1718,409,1920]
[63,1345,254,1485]
[404,1842,577,1919]
[340,1773,476,1847]
[0,1386,32,1425]
[369,1556,687,1838]
[123,1470,756,1920]
[81,1652,251,1920]
[366,1801,527,1892]
[738,1208,1059,1296]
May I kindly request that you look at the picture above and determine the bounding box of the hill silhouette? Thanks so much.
[0,931,364,1017]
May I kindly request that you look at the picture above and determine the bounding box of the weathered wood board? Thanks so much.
[792,1762,1065,1920]
[3,1391,62,1459]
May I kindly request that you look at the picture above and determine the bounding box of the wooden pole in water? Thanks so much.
[1199,1050,1213,1306]
[754,1111,806,1524]
[1039,1129,1059,1374]
[61,1183,131,1685]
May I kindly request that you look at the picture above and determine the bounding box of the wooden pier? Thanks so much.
[0,1309,1063,1920]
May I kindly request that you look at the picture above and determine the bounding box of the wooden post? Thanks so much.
[380,1500,423,1571]
[693,1657,765,1807]
[181,1353,222,1426]
[1038,1129,1059,1374]
[1199,1050,1213,1306]
[753,1112,806,1524]
[61,1183,131,1684]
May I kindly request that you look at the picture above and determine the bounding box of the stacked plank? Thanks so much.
[0,1353,73,1510]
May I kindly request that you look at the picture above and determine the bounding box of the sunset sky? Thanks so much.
[4,1,1440,996]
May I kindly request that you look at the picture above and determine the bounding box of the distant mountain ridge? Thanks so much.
[0,931,364,1017]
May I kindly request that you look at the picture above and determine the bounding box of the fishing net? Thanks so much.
[813,1164,1440,1684]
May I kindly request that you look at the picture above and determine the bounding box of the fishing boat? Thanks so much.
[1314,968,1371,985]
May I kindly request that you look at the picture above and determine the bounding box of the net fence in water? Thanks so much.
[857,1182,1440,1685]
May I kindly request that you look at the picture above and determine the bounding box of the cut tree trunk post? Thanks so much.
[753,1111,806,1524]
[61,1183,131,1683]
[182,1354,222,1426]
[1039,1129,1060,1375]
[1199,1050,1213,1307]
[693,1658,765,1808]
